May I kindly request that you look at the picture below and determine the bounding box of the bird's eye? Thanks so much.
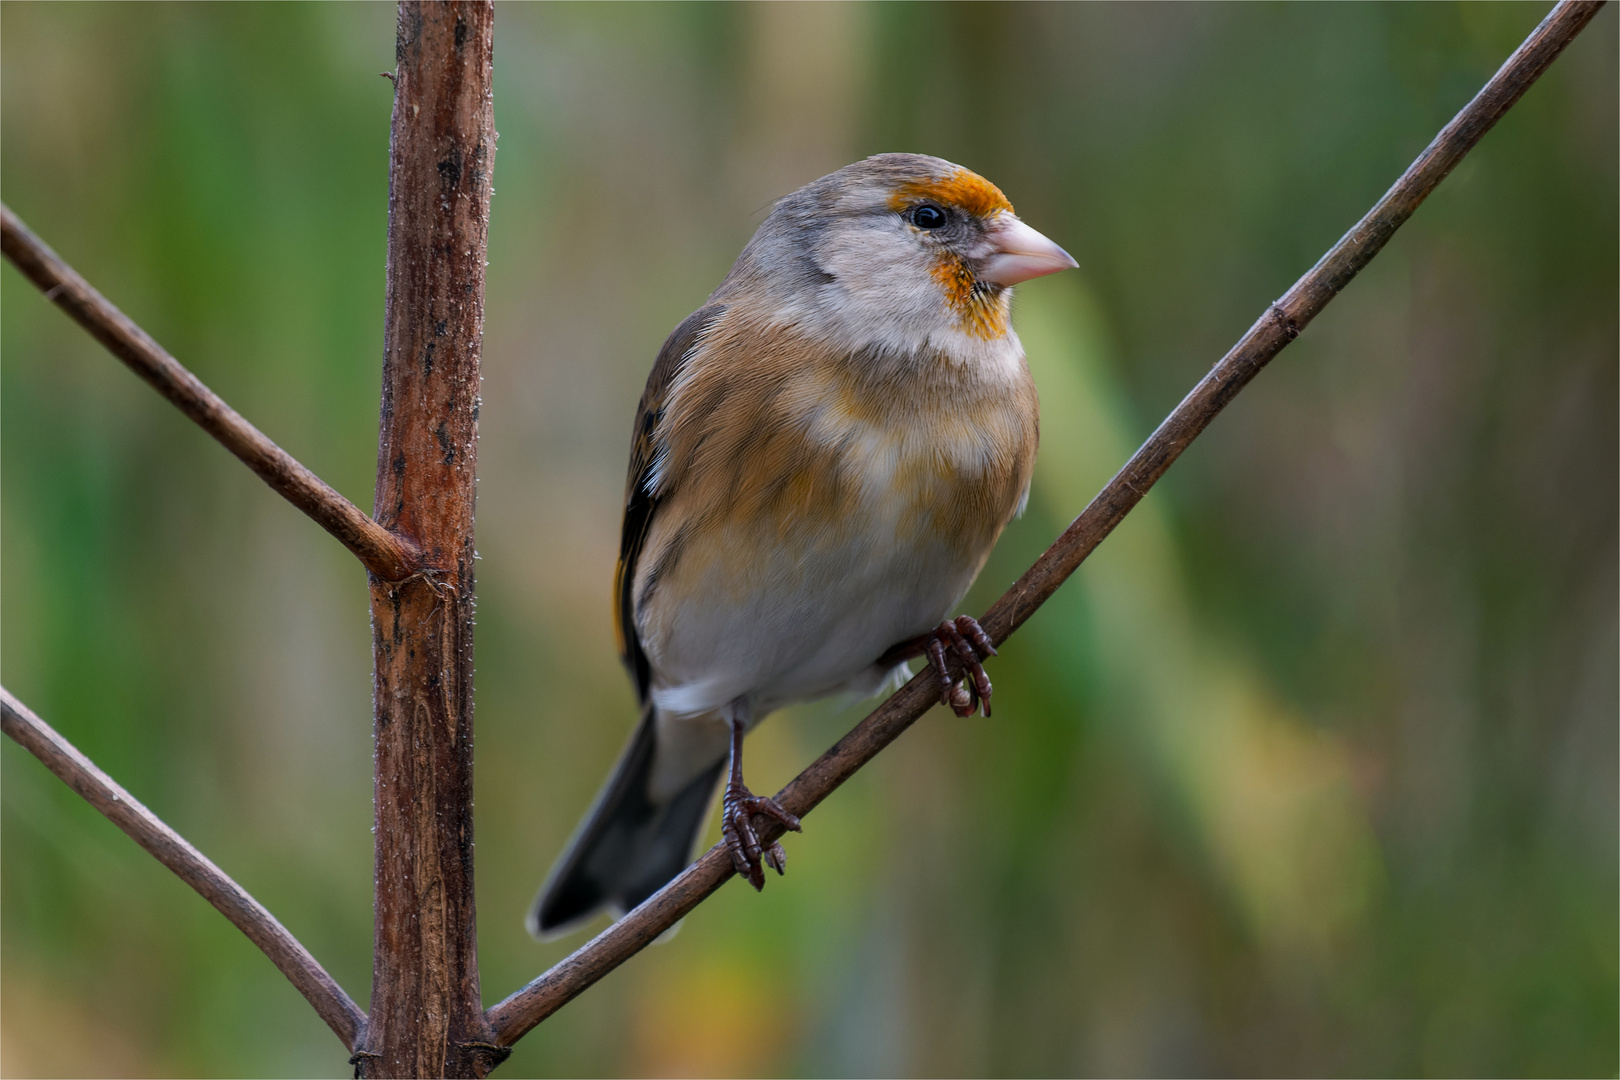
[911,203,947,230]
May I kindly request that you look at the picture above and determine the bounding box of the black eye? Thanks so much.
[911,203,947,230]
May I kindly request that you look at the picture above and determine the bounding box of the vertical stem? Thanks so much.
[361,3,499,1077]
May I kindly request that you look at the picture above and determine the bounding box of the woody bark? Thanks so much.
[359,4,499,1077]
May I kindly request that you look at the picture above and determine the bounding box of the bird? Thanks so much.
[528,153,1077,938]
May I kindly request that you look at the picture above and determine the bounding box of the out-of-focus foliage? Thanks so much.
[2,3,1614,1077]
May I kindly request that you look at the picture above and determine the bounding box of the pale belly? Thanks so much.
[643,510,985,721]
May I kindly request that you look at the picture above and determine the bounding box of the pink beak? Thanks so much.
[978,217,1078,286]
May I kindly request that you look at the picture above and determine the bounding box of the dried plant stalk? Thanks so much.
[353,3,502,1078]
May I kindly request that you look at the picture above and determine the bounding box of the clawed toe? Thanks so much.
[926,615,998,718]
[722,783,801,891]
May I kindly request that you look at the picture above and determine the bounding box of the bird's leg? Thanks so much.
[719,704,801,891]
[881,615,998,718]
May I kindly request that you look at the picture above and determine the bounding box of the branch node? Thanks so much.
[376,563,457,599]
[347,1050,381,1080]
[457,1041,514,1068]
[1269,302,1300,342]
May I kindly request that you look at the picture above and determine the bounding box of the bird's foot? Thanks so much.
[721,780,801,891]
[924,615,998,717]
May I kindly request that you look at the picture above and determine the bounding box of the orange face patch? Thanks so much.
[931,254,1011,340]
[889,167,1014,219]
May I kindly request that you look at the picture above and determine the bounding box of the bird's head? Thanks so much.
[719,153,1077,352]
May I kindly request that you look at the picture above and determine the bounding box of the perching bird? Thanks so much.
[529,153,1076,938]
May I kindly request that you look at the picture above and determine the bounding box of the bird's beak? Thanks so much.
[978,217,1078,286]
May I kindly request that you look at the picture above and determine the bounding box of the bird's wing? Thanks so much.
[615,304,727,703]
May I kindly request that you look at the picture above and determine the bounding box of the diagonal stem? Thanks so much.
[483,0,1605,1049]
[0,686,367,1051]
[0,205,421,583]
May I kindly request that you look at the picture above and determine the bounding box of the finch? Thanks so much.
[529,153,1076,938]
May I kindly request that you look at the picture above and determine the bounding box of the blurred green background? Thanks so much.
[2,3,1615,1077]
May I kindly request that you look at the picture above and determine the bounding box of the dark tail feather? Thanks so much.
[528,707,725,939]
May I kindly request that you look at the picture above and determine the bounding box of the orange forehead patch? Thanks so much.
[890,168,1013,219]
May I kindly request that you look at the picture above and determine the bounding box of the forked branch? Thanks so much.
[0,686,367,1051]
[484,0,1605,1047]
[0,207,420,583]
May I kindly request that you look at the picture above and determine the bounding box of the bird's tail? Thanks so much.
[528,705,726,939]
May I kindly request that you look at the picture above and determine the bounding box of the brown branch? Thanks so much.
[354,3,499,1078]
[0,205,421,583]
[0,686,367,1051]
[483,0,1605,1048]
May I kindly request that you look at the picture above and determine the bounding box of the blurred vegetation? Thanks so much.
[2,3,1615,1077]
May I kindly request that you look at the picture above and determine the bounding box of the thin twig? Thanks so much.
[0,686,367,1051]
[484,0,1604,1047]
[0,205,421,583]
